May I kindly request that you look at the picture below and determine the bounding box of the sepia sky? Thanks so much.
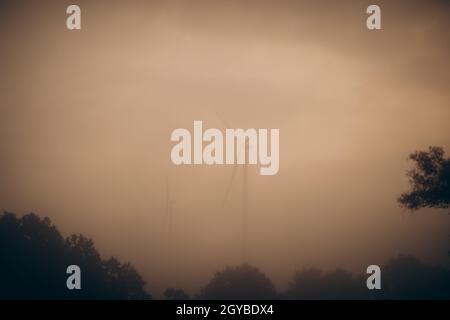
[1,0,449,297]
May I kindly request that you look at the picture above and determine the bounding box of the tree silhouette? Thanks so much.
[381,255,450,299]
[3,213,450,300]
[285,268,366,299]
[398,146,450,210]
[284,255,450,299]
[198,264,277,299]
[164,288,191,300]
[0,212,151,299]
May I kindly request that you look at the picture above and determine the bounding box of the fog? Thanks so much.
[1,0,449,297]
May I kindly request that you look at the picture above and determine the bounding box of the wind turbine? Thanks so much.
[217,112,251,263]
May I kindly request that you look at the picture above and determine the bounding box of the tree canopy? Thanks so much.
[398,146,450,210]
[0,212,151,299]
[198,264,277,299]
[284,255,450,299]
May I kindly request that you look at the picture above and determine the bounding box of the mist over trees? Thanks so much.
[285,268,366,299]
[0,212,150,299]
[2,144,450,300]
[164,288,191,300]
[1,211,450,300]
[195,256,450,300]
[197,264,277,300]
[284,255,450,300]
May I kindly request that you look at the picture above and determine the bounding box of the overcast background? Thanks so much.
[1,0,449,297]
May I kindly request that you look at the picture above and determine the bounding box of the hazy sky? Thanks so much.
[1,0,449,297]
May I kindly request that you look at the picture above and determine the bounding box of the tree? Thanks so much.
[284,255,450,299]
[285,268,366,299]
[381,255,450,299]
[0,212,151,299]
[398,146,450,210]
[164,288,191,300]
[198,264,277,299]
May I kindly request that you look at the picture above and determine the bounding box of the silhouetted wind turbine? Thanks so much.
[216,112,251,263]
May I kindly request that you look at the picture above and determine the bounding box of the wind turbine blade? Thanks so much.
[222,165,238,207]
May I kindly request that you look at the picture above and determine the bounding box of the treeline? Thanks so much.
[184,256,450,300]
[0,212,150,299]
[1,212,450,300]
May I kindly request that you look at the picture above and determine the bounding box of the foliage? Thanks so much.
[0,212,151,299]
[399,146,450,210]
